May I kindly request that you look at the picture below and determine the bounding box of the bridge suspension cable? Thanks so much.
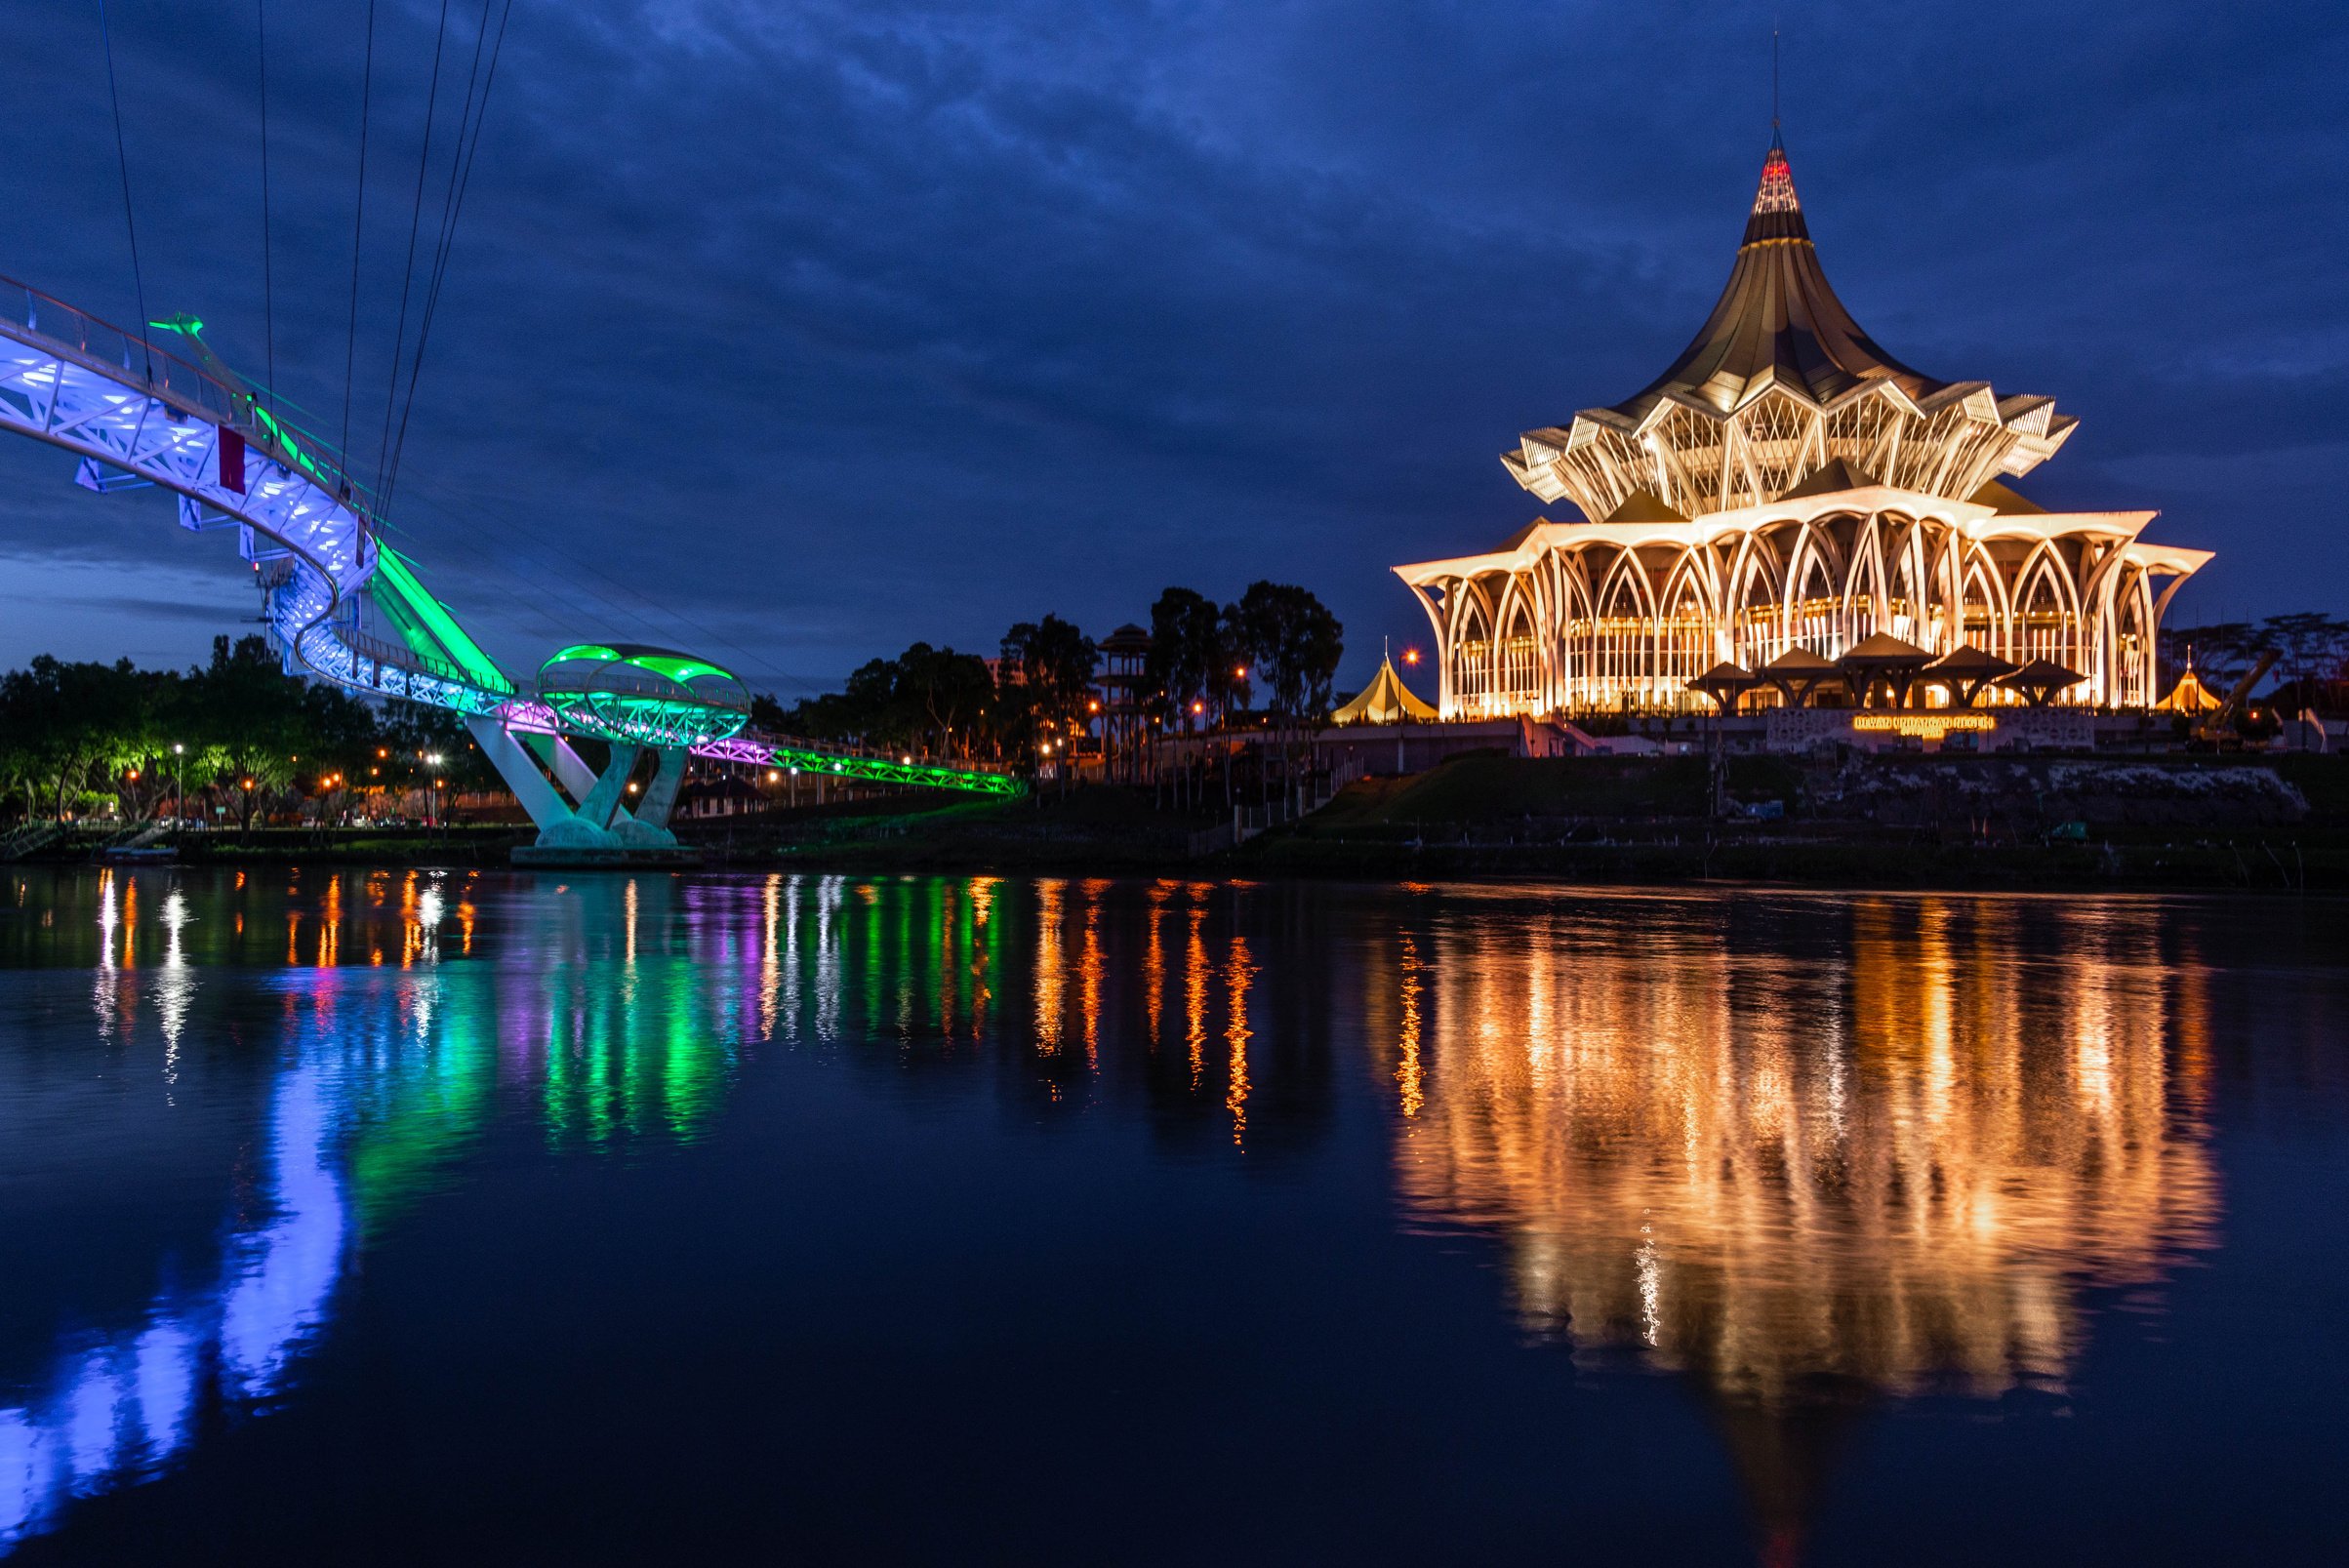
[384,0,514,523]
[257,0,275,423]
[376,0,456,509]
[341,1,377,468]
[95,0,150,381]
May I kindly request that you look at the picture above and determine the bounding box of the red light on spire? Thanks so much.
[1753,147,1799,216]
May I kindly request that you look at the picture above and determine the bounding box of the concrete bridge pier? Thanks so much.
[466,717,697,864]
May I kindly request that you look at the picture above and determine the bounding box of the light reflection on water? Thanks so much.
[2,867,770,1549]
[1373,892,2228,1552]
[0,869,2331,1560]
[1387,896,2221,1394]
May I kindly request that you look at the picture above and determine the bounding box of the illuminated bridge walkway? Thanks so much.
[0,277,1022,851]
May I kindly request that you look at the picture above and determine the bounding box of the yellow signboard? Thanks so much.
[1850,713,1999,740]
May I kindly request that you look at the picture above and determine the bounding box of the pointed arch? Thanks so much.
[1656,545,1717,704]
[1956,545,2012,664]
[2012,543,2083,678]
[1591,546,1659,710]
[1780,521,1846,657]
[1491,572,1545,714]
[1725,534,1788,671]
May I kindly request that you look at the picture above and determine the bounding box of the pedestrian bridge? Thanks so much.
[0,277,1022,851]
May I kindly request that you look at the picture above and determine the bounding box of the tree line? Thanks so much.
[757,581,1343,764]
[0,635,486,828]
[2161,616,2349,710]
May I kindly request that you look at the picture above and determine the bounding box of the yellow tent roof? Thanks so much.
[2153,667,2224,713]
[1333,656,1438,724]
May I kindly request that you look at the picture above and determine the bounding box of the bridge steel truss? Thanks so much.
[0,277,1022,842]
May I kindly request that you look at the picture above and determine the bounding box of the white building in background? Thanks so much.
[1395,136,2210,718]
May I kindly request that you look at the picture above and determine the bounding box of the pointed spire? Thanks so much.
[1741,137,1809,246]
[1752,143,1799,215]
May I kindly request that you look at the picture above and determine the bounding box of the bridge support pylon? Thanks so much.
[466,716,698,866]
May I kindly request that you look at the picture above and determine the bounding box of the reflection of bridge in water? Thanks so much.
[1370,891,2224,1558]
[0,868,1286,1549]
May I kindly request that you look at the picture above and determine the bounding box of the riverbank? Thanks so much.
[14,751,2347,892]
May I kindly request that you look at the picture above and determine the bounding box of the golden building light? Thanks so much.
[1395,137,2209,717]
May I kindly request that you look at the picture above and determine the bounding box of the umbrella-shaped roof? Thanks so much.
[1998,658,2088,706]
[1924,643,2018,678]
[1760,647,1839,675]
[1332,656,1438,725]
[1839,632,1935,666]
[2153,667,2225,713]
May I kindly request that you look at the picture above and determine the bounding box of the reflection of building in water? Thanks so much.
[1383,894,2219,1543]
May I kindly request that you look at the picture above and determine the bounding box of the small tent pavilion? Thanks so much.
[1333,654,1438,725]
[2153,666,2225,714]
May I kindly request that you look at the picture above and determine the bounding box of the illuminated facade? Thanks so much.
[1396,140,2212,716]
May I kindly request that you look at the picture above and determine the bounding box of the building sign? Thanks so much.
[1850,713,1999,741]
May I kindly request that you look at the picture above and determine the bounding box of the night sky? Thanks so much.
[1,0,2341,695]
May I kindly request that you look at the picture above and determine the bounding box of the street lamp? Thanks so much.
[171,743,184,829]
[426,752,444,830]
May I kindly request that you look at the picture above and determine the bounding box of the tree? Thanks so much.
[2160,622,2259,691]
[758,643,1008,761]
[1147,587,1223,731]
[1230,581,1344,721]
[2260,613,2349,708]
[0,656,155,823]
[1001,616,1098,755]
[186,636,309,834]
[891,643,996,759]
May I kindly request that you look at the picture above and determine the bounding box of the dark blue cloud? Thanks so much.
[0,0,2341,689]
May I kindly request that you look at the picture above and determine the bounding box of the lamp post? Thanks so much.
[426,752,444,837]
[171,743,184,832]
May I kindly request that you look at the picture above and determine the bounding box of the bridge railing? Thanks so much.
[0,275,376,510]
[340,625,506,698]
[711,727,1024,781]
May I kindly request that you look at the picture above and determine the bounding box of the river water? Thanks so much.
[1,867,2344,1564]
